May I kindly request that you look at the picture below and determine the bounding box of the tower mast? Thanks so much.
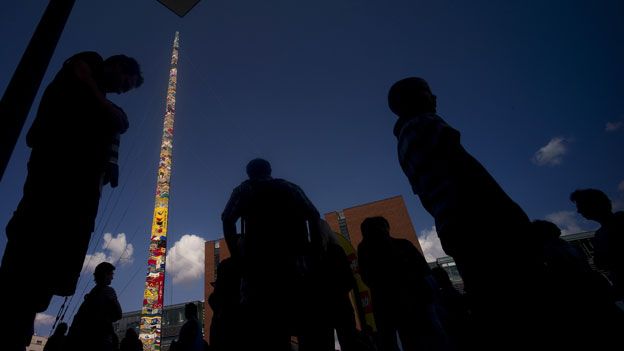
[139,31,179,351]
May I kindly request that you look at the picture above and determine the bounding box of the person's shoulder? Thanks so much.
[64,51,103,67]
[393,237,416,248]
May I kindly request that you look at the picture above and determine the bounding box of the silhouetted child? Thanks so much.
[119,328,143,351]
[358,216,448,351]
[43,322,67,351]
[65,262,122,351]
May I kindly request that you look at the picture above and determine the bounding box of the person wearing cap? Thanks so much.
[65,262,122,351]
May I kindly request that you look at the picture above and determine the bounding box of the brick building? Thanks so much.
[204,238,230,343]
[324,195,422,252]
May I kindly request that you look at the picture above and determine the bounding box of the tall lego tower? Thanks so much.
[139,31,179,351]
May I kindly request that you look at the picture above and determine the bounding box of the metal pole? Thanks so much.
[0,0,76,181]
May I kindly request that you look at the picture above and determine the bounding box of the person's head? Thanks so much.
[54,322,68,336]
[185,303,198,319]
[125,328,138,339]
[360,216,390,240]
[94,262,116,285]
[388,77,437,117]
[246,158,272,180]
[102,55,144,94]
[531,220,562,241]
[570,189,612,223]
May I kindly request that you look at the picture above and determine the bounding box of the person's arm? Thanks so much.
[222,186,243,257]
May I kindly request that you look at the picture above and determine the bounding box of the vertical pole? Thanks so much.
[0,0,76,181]
[139,31,179,351]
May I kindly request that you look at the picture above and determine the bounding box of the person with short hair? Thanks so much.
[66,262,122,351]
[221,158,321,351]
[570,189,624,299]
[358,216,447,351]
[388,77,546,347]
[171,303,204,351]
[0,51,142,350]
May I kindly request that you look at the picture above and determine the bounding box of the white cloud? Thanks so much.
[167,234,206,284]
[34,313,55,327]
[532,137,568,166]
[618,180,624,192]
[418,226,446,262]
[82,233,134,272]
[605,121,623,132]
[545,211,584,235]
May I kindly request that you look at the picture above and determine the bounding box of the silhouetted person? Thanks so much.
[571,189,624,300]
[0,52,142,351]
[358,216,448,351]
[430,267,470,351]
[208,257,242,351]
[388,77,545,347]
[221,158,321,351]
[119,328,143,351]
[65,262,122,351]
[42,322,67,351]
[531,219,623,349]
[171,303,204,351]
[299,221,360,351]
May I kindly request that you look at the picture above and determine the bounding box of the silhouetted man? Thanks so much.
[358,216,447,351]
[221,158,321,351]
[388,77,544,347]
[66,262,122,351]
[0,52,143,350]
[171,303,204,351]
[0,52,142,350]
[571,189,624,300]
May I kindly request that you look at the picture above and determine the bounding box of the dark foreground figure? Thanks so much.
[119,328,143,351]
[171,303,205,351]
[65,262,122,351]
[570,188,624,300]
[358,216,449,351]
[221,158,321,351]
[531,219,623,349]
[42,322,67,351]
[0,51,142,350]
[388,77,546,347]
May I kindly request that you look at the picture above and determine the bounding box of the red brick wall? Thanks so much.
[203,238,230,342]
[324,195,422,253]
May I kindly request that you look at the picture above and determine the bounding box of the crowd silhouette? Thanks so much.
[1,57,623,351]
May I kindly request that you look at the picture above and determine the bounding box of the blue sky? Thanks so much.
[1,0,623,336]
